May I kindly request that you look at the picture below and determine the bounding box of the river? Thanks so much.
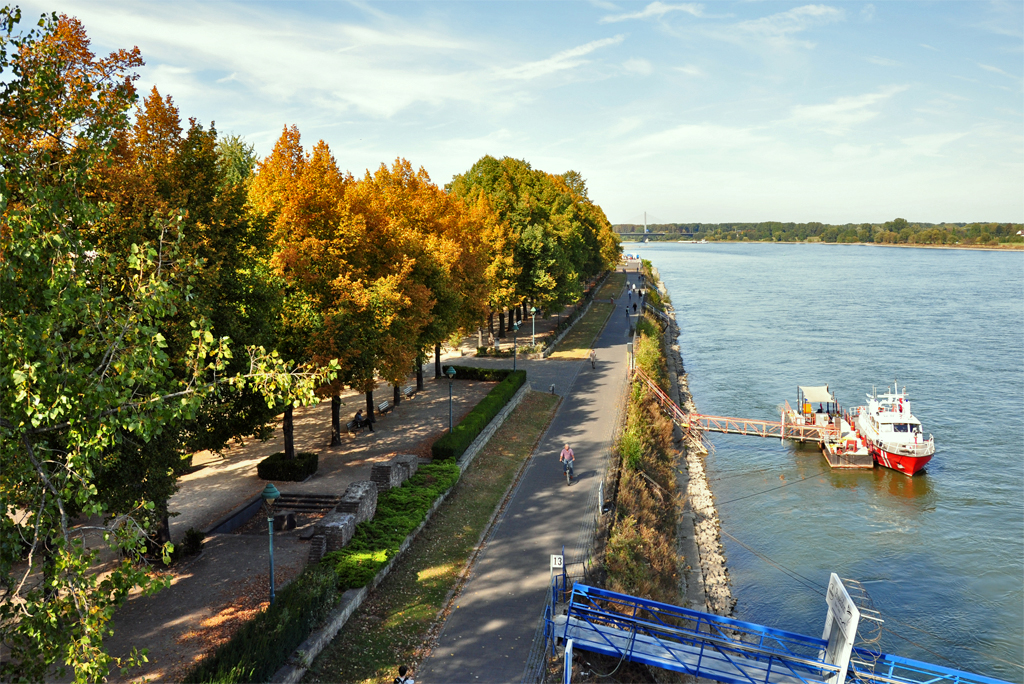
[632,242,1023,681]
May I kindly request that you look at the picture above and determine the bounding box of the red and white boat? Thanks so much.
[851,385,934,476]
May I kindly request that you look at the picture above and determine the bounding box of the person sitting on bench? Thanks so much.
[354,409,373,432]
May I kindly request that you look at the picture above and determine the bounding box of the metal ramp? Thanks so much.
[546,582,1011,684]
[550,583,840,684]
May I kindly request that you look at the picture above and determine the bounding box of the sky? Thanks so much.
[23,1,1024,224]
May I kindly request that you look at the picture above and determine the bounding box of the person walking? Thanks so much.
[559,444,575,485]
[589,349,597,369]
[394,665,414,683]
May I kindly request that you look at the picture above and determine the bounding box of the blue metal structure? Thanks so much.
[546,583,1011,684]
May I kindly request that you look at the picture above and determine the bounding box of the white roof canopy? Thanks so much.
[799,385,834,403]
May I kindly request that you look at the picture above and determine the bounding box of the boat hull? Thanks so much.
[869,443,932,476]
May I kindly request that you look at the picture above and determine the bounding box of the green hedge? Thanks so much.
[431,370,526,460]
[444,365,512,382]
[256,451,318,481]
[184,460,461,683]
[325,461,461,589]
[182,564,340,683]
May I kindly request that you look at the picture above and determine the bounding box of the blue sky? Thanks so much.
[28,1,1023,223]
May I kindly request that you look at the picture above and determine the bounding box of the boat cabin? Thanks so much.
[796,384,838,426]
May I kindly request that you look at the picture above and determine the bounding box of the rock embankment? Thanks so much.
[660,299,737,617]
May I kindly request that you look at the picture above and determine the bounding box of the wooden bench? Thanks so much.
[346,419,367,434]
[376,400,394,416]
[403,384,416,399]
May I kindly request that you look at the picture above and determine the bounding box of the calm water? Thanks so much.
[634,242,1023,680]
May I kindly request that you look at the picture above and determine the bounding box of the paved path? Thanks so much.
[419,269,641,683]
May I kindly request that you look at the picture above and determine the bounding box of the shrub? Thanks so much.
[183,564,341,683]
[257,451,318,481]
[444,365,512,382]
[168,527,205,564]
[431,370,526,460]
[325,461,461,589]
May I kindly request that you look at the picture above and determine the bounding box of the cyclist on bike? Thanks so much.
[559,444,575,485]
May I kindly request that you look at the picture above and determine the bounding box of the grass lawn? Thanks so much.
[596,272,626,300]
[302,390,560,684]
[547,303,614,359]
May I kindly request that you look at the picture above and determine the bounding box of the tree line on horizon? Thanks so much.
[0,10,620,681]
[615,219,1023,246]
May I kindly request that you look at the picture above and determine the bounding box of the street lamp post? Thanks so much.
[261,483,280,605]
[446,365,456,431]
[530,306,537,346]
[512,322,519,372]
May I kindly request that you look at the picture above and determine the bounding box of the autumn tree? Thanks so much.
[448,156,620,333]
[0,12,333,681]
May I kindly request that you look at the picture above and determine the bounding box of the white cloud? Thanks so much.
[601,2,703,24]
[624,58,654,75]
[860,4,875,21]
[729,4,845,49]
[920,43,940,51]
[977,63,1016,78]
[789,85,908,134]
[900,132,967,157]
[496,36,626,80]
[867,56,900,67]
[674,64,705,77]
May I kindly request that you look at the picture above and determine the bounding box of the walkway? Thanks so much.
[104,377,496,683]
[418,267,641,683]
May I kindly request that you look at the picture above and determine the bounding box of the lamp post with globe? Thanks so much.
[261,483,280,605]
[446,365,456,431]
[530,306,537,346]
[512,322,519,372]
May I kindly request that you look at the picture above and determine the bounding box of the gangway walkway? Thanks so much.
[547,583,1011,684]
[631,367,839,443]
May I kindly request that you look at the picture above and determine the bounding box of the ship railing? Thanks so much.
[886,438,935,457]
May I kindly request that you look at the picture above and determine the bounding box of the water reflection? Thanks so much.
[875,467,934,501]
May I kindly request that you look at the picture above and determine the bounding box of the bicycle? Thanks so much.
[559,445,575,485]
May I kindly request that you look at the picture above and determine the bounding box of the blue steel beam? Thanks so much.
[550,584,1012,684]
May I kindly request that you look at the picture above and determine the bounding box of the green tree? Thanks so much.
[0,12,333,681]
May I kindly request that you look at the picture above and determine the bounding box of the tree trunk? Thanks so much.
[488,311,495,336]
[417,359,424,390]
[522,301,528,319]
[283,404,295,459]
[365,390,375,427]
[330,395,341,446]
[394,384,400,407]
[434,343,441,378]
[498,310,505,338]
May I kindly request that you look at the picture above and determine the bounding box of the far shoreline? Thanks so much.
[621,239,1023,252]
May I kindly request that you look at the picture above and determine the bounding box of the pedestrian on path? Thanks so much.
[559,444,575,485]
[589,349,597,369]
[394,665,414,683]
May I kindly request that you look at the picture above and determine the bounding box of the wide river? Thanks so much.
[632,242,1023,681]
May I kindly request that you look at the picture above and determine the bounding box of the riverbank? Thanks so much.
[624,239,1023,251]
[646,266,736,617]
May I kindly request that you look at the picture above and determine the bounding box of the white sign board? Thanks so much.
[551,554,564,570]
[820,573,860,684]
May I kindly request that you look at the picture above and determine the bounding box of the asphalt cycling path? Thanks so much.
[419,271,641,683]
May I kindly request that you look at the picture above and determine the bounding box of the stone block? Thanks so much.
[273,510,296,531]
[371,460,403,491]
[392,454,418,483]
[313,511,356,553]
[336,480,377,524]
